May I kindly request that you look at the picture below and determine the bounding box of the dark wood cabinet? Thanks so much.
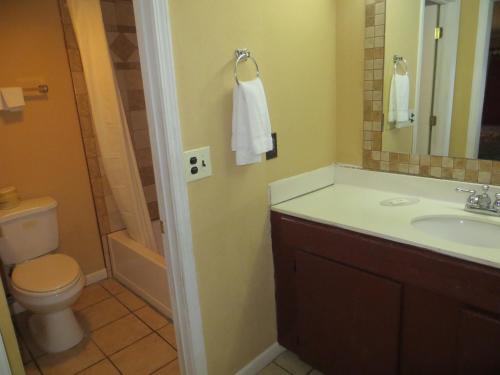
[271,212,500,375]
[296,251,401,374]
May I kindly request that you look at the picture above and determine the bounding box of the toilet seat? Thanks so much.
[11,254,82,296]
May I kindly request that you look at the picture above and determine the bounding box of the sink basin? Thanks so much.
[411,215,500,249]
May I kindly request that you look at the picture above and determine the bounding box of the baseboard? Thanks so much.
[10,268,109,315]
[85,268,108,285]
[235,342,286,375]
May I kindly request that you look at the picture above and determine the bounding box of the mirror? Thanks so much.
[382,0,500,161]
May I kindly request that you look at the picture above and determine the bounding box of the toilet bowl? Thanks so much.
[10,253,86,353]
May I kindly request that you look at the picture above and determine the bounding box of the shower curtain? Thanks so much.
[67,0,157,250]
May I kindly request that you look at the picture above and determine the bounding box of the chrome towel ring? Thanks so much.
[393,54,408,75]
[234,49,260,85]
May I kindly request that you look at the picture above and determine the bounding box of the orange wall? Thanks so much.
[0,0,104,274]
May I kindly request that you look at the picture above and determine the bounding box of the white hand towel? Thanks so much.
[388,74,410,128]
[232,78,273,166]
[0,87,25,112]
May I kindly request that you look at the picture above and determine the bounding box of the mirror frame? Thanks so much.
[362,0,500,185]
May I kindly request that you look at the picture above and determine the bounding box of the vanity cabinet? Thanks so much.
[271,212,500,375]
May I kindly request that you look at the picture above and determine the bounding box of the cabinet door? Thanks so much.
[458,309,500,375]
[400,286,461,375]
[296,251,402,375]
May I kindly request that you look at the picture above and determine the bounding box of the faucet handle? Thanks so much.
[482,185,490,193]
[494,193,500,213]
[456,187,476,195]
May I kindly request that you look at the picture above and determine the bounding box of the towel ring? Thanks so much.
[234,49,260,85]
[393,54,408,75]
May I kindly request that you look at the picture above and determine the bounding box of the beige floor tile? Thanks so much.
[36,338,104,375]
[274,351,312,375]
[110,333,177,375]
[73,284,111,311]
[92,314,151,355]
[134,305,169,330]
[24,362,42,375]
[115,289,146,311]
[152,359,180,375]
[78,298,129,331]
[99,278,127,295]
[258,363,291,375]
[157,324,176,349]
[77,359,120,375]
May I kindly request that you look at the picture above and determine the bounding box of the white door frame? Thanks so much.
[466,0,497,158]
[133,2,208,375]
[413,0,460,156]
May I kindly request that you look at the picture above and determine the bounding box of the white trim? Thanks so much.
[235,343,286,375]
[268,165,335,205]
[133,2,208,375]
[466,0,496,158]
[412,0,426,155]
[84,268,108,286]
[431,0,460,156]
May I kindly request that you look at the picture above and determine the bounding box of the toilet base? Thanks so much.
[29,308,84,353]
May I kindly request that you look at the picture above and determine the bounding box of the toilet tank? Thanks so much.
[0,197,59,265]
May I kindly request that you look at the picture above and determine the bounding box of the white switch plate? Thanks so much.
[184,146,212,182]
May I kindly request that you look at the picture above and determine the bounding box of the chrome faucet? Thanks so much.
[456,185,500,216]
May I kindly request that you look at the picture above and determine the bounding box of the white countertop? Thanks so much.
[272,184,500,270]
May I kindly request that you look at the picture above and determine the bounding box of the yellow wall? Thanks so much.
[382,0,421,154]
[0,0,105,274]
[336,0,365,166]
[169,0,336,373]
[449,0,480,157]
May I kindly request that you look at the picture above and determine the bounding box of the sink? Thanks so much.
[411,215,500,249]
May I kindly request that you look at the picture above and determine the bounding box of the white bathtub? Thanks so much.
[108,221,171,317]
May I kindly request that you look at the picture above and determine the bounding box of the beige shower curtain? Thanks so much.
[67,0,157,250]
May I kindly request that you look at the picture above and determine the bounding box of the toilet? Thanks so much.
[0,196,85,353]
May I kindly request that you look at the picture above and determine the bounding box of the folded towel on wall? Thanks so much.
[232,78,273,165]
[0,87,25,112]
[388,73,410,128]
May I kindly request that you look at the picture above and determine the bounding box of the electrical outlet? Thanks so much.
[184,146,212,182]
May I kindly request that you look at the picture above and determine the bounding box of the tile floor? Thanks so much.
[257,351,323,375]
[14,278,179,375]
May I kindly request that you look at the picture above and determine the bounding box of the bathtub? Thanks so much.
[108,221,172,317]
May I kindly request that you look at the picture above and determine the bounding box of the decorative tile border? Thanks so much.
[362,0,500,185]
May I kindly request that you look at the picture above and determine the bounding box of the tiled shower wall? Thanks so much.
[58,0,159,237]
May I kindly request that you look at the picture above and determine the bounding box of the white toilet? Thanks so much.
[0,197,85,353]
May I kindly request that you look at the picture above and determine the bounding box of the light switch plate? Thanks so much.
[184,146,212,182]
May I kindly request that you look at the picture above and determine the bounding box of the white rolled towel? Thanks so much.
[0,87,25,112]
[388,73,410,128]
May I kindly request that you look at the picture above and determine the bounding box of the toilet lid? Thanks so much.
[12,254,81,294]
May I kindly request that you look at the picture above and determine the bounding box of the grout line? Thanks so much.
[74,294,114,313]
[92,325,152,357]
[271,361,294,375]
[147,357,178,375]
[152,330,177,352]
[132,310,169,331]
